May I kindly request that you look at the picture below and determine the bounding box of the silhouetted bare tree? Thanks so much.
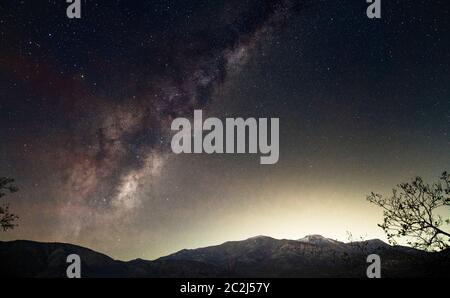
[0,177,19,231]
[367,172,450,251]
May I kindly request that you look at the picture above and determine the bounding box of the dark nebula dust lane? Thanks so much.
[0,0,305,245]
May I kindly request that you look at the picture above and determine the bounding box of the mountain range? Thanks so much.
[1,235,449,278]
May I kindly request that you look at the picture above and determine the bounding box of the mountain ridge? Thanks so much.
[1,234,449,277]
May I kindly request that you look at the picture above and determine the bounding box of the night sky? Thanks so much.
[0,0,449,260]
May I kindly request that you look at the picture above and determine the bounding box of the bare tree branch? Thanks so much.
[367,172,450,251]
[0,177,19,231]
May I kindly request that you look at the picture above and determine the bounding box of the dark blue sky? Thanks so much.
[0,0,449,259]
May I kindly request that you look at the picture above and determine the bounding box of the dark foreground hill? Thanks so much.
[1,235,449,277]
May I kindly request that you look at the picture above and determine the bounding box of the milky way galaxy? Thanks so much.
[53,0,298,237]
